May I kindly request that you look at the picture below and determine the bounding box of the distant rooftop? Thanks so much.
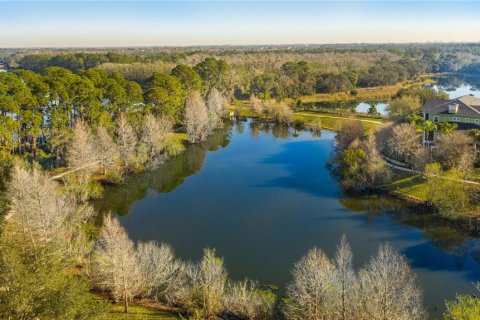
[422,95,480,117]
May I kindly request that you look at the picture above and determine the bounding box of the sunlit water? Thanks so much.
[95,121,480,318]
[428,74,480,99]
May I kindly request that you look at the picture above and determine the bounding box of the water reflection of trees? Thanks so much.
[339,194,480,255]
[433,75,480,93]
[249,120,299,140]
[96,120,306,216]
[94,123,233,216]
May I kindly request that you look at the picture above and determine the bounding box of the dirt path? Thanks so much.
[50,161,100,181]
[383,157,480,186]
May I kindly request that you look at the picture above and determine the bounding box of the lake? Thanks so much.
[96,121,480,318]
[428,74,480,99]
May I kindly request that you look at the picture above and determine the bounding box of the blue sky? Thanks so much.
[1,1,480,47]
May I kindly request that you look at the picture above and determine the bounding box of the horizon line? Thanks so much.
[3,40,480,50]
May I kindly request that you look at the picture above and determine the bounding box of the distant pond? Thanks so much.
[304,100,389,116]
[95,121,480,318]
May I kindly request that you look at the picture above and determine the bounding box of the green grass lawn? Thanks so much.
[471,168,480,182]
[106,304,180,320]
[383,174,428,201]
[293,111,384,132]
[170,132,189,142]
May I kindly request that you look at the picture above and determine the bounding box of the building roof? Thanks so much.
[422,95,480,117]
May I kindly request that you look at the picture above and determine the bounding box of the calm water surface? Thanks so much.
[96,121,480,318]
[428,74,480,99]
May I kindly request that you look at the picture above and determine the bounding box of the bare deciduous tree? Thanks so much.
[284,247,335,320]
[249,95,265,117]
[433,131,475,173]
[332,235,356,320]
[115,114,138,166]
[91,215,141,314]
[7,165,71,245]
[207,88,227,129]
[183,91,211,143]
[178,248,227,318]
[7,162,95,261]
[223,279,275,320]
[357,244,425,320]
[336,119,364,150]
[271,102,293,124]
[95,125,120,175]
[138,114,172,162]
[284,239,425,320]
[66,120,96,171]
[385,123,422,167]
[362,132,390,186]
[136,241,186,303]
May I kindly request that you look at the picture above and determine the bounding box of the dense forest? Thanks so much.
[3,43,480,99]
[0,57,230,166]
[2,43,480,165]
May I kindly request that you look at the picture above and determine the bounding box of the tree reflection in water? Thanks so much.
[95,119,480,263]
[94,122,233,217]
[339,194,480,257]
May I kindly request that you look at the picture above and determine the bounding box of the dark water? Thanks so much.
[96,121,480,318]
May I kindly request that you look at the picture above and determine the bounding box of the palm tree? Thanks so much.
[439,122,458,134]
[422,120,437,142]
[406,113,424,132]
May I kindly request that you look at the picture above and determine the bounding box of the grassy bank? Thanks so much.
[230,102,386,132]
[294,111,384,131]
[382,174,428,202]
[382,171,480,218]
[106,304,180,320]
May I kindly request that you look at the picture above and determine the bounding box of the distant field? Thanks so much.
[299,75,435,104]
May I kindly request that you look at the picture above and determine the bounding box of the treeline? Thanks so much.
[7,44,480,102]
[249,57,426,99]
[91,219,425,320]
[459,62,480,75]
[13,51,192,73]
[0,161,426,319]
[0,57,230,169]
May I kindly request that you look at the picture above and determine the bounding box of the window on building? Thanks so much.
[476,119,480,124]
[433,116,439,123]
[453,117,460,121]
[465,118,470,122]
